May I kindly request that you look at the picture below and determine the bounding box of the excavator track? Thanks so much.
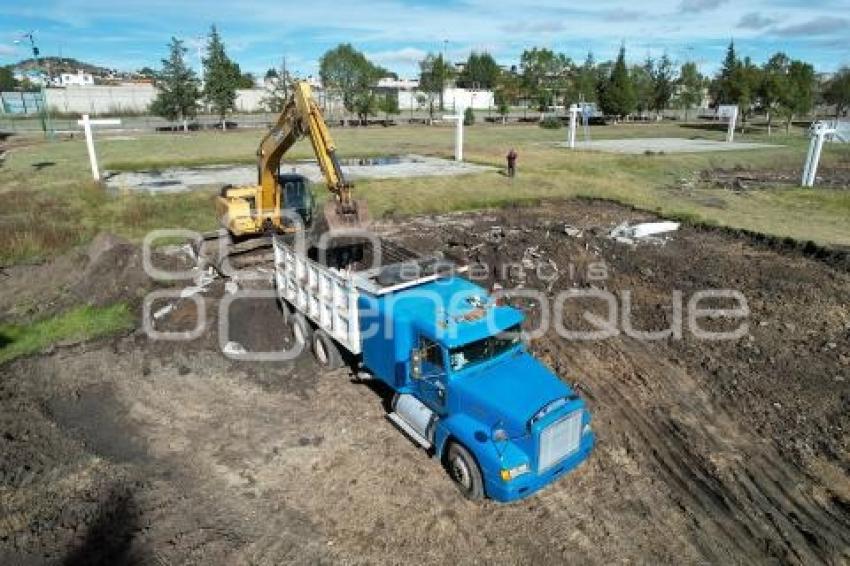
[194,230,276,277]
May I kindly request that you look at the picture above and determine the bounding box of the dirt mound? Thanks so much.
[71,233,154,309]
[701,166,850,190]
[0,233,190,324]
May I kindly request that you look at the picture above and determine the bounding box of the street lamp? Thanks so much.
[14,31,53,139]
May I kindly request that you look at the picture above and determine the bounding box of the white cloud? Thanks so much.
[366,47,428,66]
[0,44,18,56]
[678,0,728,13]
[736,12,776,30]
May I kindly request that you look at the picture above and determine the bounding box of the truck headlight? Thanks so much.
[500,463,530,481]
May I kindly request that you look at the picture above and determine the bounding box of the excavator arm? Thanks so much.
[256,81,367,231]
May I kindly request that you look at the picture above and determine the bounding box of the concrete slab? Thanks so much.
[557,137,777,154]
[105,154,494,193]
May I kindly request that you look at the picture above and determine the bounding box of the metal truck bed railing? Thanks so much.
[274,238,363,354]
[272,237,468,355]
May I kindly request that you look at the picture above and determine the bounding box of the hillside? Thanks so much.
[12,57,114,76]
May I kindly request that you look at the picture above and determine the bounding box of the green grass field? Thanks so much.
[0,303,133,364]
[1,120,848,266]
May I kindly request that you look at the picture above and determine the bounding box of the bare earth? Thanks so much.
[1,199,848,565]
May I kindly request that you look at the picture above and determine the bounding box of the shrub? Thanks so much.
[539,116,562,129]
[463,107,475,126]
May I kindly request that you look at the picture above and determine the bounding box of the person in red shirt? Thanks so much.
[506,148,518,177]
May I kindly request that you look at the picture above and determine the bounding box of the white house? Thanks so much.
[53,70,95,87]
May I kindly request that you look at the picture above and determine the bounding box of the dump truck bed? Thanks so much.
[272,237,465,355]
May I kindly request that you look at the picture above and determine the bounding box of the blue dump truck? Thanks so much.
[273,238,594,501]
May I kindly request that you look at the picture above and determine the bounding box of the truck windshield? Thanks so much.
[448,324,522,372]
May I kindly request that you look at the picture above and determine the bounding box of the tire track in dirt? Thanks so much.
[553,337,850,564]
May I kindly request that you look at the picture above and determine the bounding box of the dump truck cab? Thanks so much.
[359,276,594,502]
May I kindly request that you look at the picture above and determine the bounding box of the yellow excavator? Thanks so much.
[201,81,368,272]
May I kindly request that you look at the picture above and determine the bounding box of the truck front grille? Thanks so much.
[538,410,582,472]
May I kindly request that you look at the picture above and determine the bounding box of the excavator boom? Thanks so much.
[255,81,367,232]
[203,81,369,275]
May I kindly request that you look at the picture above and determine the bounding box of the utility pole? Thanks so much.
[15,31,53,139]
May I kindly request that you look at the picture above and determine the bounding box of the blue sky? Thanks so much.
[0,0,848,78]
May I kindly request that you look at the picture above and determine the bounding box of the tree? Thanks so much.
[203,25,240,130]
[149,37,201,133]
[759,53,790,135]
[650,54,676,117]
[519,47,571,111]
[823,67,850,118]
[0,66,16,90]
[137,66,157,79]
[733,57,763,130]
[419,52,454,112]
[463,106,475,126]
[457,52,500,89]
[377,90,400,121]
[778,60,814,134]
[237,72,256,89]
[494,69,519,123]
[574,52,598,103]
[261,59,293,113]
[676,62,705,121]
[632,60,653,116]
[598,46,636,119]
[320,44,382,123]
[713,41,739,105]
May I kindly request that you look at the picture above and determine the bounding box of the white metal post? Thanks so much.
[726,106,738,143]
[80,115,98,180]
[443,110,464,161]
[801,134,817,187]
[568,104,578,149]
[77,114,121,181]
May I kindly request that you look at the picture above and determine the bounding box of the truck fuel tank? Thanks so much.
[388,393,436,449]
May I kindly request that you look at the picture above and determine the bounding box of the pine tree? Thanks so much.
[714,41,739,104]
[202,25,240,130]
[599,46,636,119]
[150,37,200,133]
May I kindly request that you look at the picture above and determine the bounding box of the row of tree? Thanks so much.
[151,26,257,131]
[147,29,850,130]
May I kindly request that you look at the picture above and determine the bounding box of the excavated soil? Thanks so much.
[1,199,849,565]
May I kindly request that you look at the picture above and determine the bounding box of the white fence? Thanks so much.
[399,87,495,111]
[39,86,270,115]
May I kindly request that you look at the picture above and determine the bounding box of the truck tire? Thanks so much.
[289,312,311,352]
[446,442,484,501]
[311,329,343,370]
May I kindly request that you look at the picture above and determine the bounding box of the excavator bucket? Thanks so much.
[322,199,370,233]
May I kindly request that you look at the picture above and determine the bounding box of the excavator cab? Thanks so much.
[278,173,316,229]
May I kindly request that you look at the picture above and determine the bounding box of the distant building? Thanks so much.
[53,70,95,87]
[377,77,419,90]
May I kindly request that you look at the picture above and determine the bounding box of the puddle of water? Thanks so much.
[337,155,419,166]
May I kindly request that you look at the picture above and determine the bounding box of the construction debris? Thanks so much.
[222,341,247,356]
[563,225,583,238]
[609,221,679,245]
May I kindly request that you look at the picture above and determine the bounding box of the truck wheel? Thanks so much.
[289,313,311,352]
[446,442,484,501]
[311,329,342,370]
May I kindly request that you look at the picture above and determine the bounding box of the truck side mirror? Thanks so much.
[410,349,423,380]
